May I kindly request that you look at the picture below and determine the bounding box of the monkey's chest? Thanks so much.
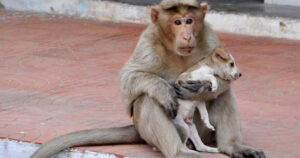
[159,66,187,83]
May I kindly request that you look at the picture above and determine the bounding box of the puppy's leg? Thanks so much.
[197,102,215,131]
[189,123,219,153]
[174,115,191,144]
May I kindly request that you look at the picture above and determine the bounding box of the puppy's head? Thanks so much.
[212,48,242,81]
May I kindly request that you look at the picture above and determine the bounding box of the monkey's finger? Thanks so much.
[251,150,266,158]
[258,151,266,158]
[172,83,181,92]
[198,80,213,93]
[174,86,195,99]
[171,103,178,118]
[173,85,184,98]
[179,82,200,93]
[178,80,184,85]
[232,152,243,158]
[174,90,183,98]
[251,151,260,158]
[186,80,202,85]
[165,107,174,118]
[165,102,178,119]
[179,80,202,89]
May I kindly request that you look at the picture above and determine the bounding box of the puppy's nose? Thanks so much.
[235,72,242,79]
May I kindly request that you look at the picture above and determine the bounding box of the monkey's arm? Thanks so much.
[174,77,230,100]
[120,69,178,118]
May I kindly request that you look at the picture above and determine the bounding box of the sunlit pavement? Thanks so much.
[0,10,299,158]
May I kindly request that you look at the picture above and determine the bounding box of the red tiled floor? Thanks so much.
[0,10,299,158]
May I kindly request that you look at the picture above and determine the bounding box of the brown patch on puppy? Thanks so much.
[212,48,230,63]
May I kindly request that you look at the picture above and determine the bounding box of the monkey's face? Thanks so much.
[151,1,207,56]
[169,14,200,56]
[212,48,242,81]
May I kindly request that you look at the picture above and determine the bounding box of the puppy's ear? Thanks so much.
[213,48,230,62]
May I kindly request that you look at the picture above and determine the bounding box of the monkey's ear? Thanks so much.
[200,2,209,19]
[151,7,160,24]
[213,48,229,62]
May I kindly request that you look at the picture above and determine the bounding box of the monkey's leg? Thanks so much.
[208,89,266,158]
[133,95,203,158]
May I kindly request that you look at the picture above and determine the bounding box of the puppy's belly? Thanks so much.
[177,99,197,119]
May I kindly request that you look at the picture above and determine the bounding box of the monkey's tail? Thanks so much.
[31,125,143,158]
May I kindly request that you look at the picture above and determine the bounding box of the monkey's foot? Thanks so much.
[232,148,266,158]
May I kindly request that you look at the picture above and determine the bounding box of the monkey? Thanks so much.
[173,47,242,153]
[31,1,266,158]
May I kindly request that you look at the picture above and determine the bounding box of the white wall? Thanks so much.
[265,0,300,6]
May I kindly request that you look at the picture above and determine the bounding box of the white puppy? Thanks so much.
[174,47,242,153]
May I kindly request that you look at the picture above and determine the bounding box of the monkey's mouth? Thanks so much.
[178,46,195,53]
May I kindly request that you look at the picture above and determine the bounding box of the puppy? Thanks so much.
[174,47,242,153]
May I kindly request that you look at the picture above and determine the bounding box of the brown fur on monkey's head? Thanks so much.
[160,0,200,9]
[151,0,209,56]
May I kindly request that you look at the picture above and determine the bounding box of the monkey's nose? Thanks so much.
[183,34,191,41]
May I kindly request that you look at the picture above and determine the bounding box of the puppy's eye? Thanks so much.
[174,20,182,25]
[230,62,234,67]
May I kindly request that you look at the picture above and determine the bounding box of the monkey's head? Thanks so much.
[212,48,242,81]
[151,0,208,56]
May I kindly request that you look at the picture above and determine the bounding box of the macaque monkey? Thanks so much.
[31,1,266,158]
[173,47,242,153]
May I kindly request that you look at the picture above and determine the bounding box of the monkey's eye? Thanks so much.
[174,20,182,25]
[230,62,234,67]
[186,19,193,24]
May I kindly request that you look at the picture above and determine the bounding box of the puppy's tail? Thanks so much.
[31,125,143,158]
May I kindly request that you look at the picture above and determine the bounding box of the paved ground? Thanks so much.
[0,10,299,158]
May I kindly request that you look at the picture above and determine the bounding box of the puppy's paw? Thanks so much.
[196,146,219,153]
[210,80,218,92]
[206,124,215,131]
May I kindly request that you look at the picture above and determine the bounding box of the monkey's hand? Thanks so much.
[173,80,212,99]
[155,84,179,119]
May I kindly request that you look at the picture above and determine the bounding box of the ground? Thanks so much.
[0,10,299,158]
